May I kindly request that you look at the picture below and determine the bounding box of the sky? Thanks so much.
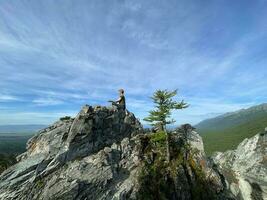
[0,0,267,126]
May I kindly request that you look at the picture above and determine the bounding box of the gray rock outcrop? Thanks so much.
[212,129,267,200]
[0,105,143,200]
[0,105,233,200]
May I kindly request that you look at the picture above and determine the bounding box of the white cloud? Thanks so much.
[32,98,64,106]
[32,90,89,100]
[0,0,266,125]
[0,94,18,102]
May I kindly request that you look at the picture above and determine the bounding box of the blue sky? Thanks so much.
[0,0,267,125]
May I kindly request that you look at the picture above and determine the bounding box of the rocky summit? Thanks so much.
[0,105,237,200]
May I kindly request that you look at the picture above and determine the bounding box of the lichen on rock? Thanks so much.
[136,126,230,200]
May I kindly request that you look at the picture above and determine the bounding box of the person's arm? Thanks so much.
[116,97,122,103]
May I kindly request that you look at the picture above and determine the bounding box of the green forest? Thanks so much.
[199,113,267,155]
[0,134,32,174]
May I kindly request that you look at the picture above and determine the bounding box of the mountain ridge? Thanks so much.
[196,103,267,130]
[195,103,267,154]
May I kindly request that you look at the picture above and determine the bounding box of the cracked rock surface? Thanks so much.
[0,105,245,200]
[212,129,267,200]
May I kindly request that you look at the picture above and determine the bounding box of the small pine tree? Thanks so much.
[144,89,188,162]
[144,89,188,131]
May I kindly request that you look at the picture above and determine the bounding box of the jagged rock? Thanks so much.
[0,106,232,200]
[174,124,204,154]
[212,129,267,200]
[0,105,143,200]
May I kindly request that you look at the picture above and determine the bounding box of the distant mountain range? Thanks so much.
[196,103,267,155]
[0,124,46,134]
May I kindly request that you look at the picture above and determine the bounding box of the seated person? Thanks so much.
[109,89,126,111]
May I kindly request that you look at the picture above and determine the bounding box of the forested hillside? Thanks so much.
[196,103,267,155]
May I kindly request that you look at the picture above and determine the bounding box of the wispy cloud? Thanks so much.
[32,98,64,106]
[0,94,18,102]
[0,0,266,124]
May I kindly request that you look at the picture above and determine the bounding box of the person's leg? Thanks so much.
[111,102,118,111]
[117,104,124,110]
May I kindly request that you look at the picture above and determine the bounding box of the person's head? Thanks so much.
[118,89,124,96]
